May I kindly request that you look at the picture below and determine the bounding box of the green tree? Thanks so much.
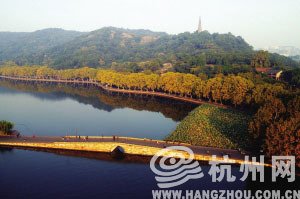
[251,50,270,68]
[0,120,14,135]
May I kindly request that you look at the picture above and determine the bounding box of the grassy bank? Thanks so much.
[166,105,252,150]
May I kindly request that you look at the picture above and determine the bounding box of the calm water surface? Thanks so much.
[0,149,246,199]
[0,79,196,139]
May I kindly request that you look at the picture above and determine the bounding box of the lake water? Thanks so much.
[0,148,248,199]
[0,79,294,199]
[0,79,196,139]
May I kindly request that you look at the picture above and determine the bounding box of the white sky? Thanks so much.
[0,0,300,48]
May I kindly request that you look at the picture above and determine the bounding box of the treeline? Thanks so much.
[109,50,300,77]
[0,65,283,107]
[0,66,98,81]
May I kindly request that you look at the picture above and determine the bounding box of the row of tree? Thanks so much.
[0,66,97,80]
[0,66,286,107]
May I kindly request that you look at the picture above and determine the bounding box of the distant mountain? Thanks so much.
[0,27,299,69]
[262,46,300,57]
[290,55,300,62]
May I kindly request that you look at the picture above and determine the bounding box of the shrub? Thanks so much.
[0,120,14,135]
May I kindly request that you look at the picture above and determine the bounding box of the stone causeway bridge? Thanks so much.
[0,135,270,167]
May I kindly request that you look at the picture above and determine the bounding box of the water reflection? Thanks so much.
[0,79,196,139]
[0,79,196,121]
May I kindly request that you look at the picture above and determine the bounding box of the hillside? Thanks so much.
[46,27,167,68]
[43,28,255,68]
[0,27,299,69]
[0,28,84,65]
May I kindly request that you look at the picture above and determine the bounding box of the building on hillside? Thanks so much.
[255,67,271,74]
[255,67,283,80]
[160,63,173,73]
[267,69,283,80]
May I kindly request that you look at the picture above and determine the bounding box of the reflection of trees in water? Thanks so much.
[0,79,196,121]
[97,92,196,121]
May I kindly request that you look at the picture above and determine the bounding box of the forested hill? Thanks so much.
[46,27,168,68]
[0,28,84,63]
[0,27,298,69]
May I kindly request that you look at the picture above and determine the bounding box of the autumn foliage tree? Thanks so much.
[249,96,300,167]
[0,66,284,107]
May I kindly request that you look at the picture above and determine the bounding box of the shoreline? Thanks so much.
[0,75,228,108]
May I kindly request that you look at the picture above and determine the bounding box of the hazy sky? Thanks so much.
[1,0,300,48]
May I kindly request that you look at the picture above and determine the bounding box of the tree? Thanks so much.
[36,66,55,78]
[249,97,286,139]
[282,68,300,87]
[251,83,284,105]
[265,114,300,167]
[251,50,270,68]
[0,120,14,135]
[145,73,159,91]
[229,76,254,106]
[205,76,223,103]
[181,74,198,97]
[159,72,183,95]
[251,96,300,167]
[193,78,205,99]
[197,53,206,66]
